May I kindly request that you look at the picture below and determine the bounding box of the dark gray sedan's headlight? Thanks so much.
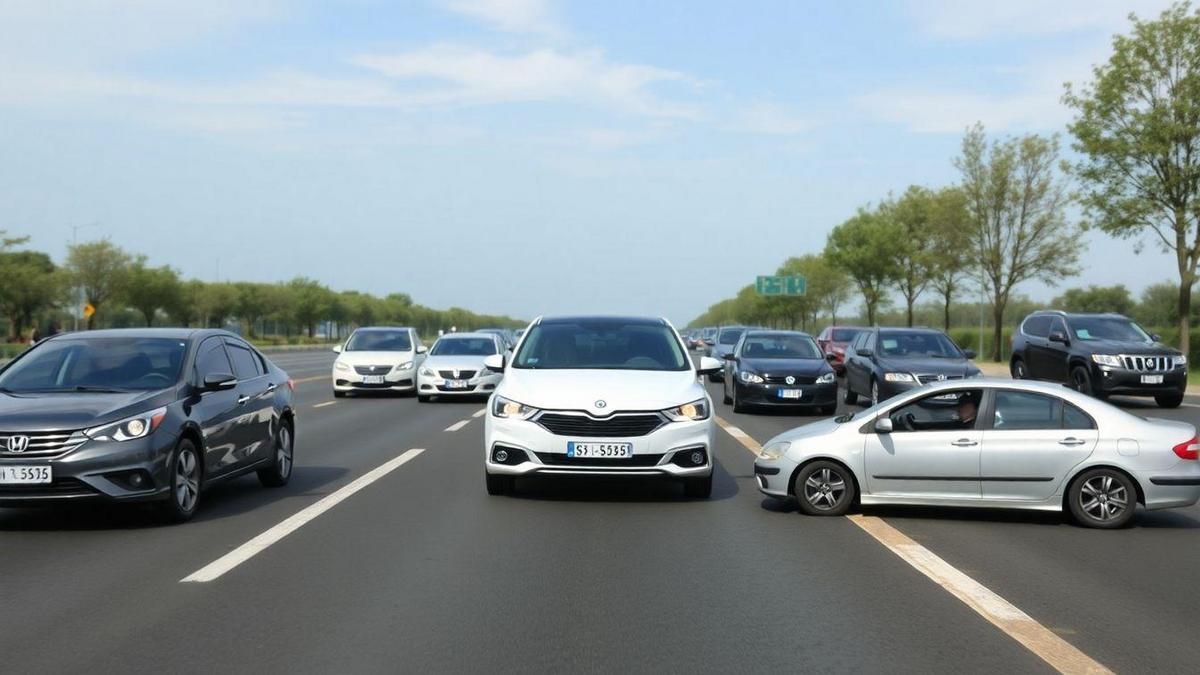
[85,407,168,442]
[739,371,764,384]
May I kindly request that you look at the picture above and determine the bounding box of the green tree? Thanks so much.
[1053,285,1135,315]
[927,186,974,330]
[884,186,940,326]
[196,282,240,328]
[824,207,901,325]
[956,124,1080,361]
[66,239,134,329]
[123,260,182,327]
[288,277,331,338]
[0,250,63,340]
[1065,2,1200,355]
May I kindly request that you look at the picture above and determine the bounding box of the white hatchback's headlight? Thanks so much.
[492,396,538,419]
[817,372,836,384]
[393,361,413,372]
[1091,354,1122,368]
[739,371,764,384]
[85,407,168,442]
[334,361,350,372]
[664,399,709,421]
[884,372,916,382]
[759,440,790,461]
[419,367,437,377]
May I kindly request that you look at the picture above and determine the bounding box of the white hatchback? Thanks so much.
[483,315,722,497]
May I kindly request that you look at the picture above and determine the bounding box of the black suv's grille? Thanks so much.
[354,365,391,375]
[535,452,664,467]
[1120,355,1171,372]
[535,413,666,437]
[763,374,817,385]
[916,374,964,384]
[0,431,86,458]
[439,370,477,380]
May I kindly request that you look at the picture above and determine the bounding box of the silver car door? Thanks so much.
[981,389,1098,500]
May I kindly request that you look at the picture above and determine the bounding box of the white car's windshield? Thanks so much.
[345,330,412,352]
[514,320,689,371]
[431,337,496,356]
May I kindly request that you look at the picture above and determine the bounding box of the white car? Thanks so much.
[754,378,1200,528]
[417,332,506,402]
[483,315,723,498]
[332,327,426,397]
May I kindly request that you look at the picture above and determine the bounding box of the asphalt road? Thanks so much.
[2,350,1198,673]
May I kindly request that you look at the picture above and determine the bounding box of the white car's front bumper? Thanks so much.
[417,371,502,396]
[484,411,715,478]
[332,367,417,392]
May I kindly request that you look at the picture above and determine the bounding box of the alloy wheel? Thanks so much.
[1079,475,1128,523]
[803,468,846,511]
[1072,369,1089,394]
[277,426,293,478]
[175,448,200,512]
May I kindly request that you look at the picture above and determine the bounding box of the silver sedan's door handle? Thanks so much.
[265,383,277,393]
[237,395,250,405]
[1059,437,1087,446]
[950,438,978,447]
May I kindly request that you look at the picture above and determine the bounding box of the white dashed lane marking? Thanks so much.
[444,420,471,432]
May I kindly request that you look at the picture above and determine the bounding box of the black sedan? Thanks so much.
[842,327,981,406]
[720,330,838,414]
[0,329,296,522]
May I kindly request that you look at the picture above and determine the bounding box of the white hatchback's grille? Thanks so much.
[0,431,87,458]
[1119,355,1172,372]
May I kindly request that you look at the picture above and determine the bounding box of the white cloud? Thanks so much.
[439,0,562,36]
[731,102,812,135]
[907,0,1175,40]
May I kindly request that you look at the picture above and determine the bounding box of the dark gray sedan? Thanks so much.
[843,327,981,406]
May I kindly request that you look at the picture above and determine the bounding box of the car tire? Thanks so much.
[793,460,856,517]
[485,473,513,496]
[1155,393,1184,408]
[159,439,202,524]
[418,394,431,403]
[257,421,294,488]
[843,385,858,405]
[1067,468,1137,529]
[1070,366,1104,399]
[1011,358,1027,380]
[732,385,747,414]
[683,474,713,498]
[333,390,346,398]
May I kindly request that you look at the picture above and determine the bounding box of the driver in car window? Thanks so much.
[896,391,980,432]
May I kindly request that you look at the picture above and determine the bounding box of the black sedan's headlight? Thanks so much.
[739,370,764,384]
[84,407,168,442]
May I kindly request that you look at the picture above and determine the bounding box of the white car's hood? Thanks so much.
[336,350,415,366]
[422,355,491,372]
[498,368,703,411]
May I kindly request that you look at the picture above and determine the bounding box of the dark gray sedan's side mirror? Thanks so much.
[856,348,872,357]
[962,349,977,359]
[722,353,736,360]
[203,372,237,391]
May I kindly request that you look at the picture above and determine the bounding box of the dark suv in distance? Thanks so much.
[0,329,296,522]
[705,326,748,382]
[1010,310,1186,408]
[842,327,981,406]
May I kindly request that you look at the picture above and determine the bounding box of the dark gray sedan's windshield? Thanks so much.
[741,334,822,359]
[719,328,744,345]
[0,338,187,393]
[879,331,962,358]
[346,330,412,352]
[514,321,689,370]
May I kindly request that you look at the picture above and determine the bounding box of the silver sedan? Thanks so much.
[754,378,1200,528]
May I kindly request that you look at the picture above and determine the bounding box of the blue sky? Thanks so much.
[0,0,1177,324]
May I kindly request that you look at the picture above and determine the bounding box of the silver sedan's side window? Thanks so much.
[888,389,982,433]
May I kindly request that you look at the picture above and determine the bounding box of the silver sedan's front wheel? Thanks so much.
[1068,469,1136,529]
[793,460,856,516]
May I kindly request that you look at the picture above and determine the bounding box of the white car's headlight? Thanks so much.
[664,399,709,421]
[1175,355,1188,368]
[334,361,350,372]
[817,372,836,384]
[392,361,413,372]
[884,372,916,382]
[85,407,168,442]
[419,367,437,377]
[739,371,764,384]
[759,440,790,461]
[1091,354,1122,368]
[492,396,538,419]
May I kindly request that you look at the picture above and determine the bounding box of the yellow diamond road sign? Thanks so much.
[83,303,96,319]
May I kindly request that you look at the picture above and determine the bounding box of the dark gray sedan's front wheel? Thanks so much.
[793,461,856,516]
[159,439,201,523]
[1068,468,1136,529]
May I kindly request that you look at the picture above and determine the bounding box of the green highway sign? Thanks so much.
[756,275,806,296]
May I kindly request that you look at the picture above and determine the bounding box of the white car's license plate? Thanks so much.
[778,389,802,399]
[1141,374,1164,384]
[0,466,52,484]
[444,379,468,389]
[362,375,385,384]
[567,442,632,458]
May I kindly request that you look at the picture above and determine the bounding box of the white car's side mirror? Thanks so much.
[483,354,505,371]
[697,356,722,375]
[874,417,894,434]
[332,344,342,354]
[416,345,428,354]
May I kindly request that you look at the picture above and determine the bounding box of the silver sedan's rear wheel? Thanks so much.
[793,460,856,516]
[1068,469,1136,529]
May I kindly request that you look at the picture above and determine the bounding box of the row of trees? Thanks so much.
[0,236,523,342]
[692,4,1200,361]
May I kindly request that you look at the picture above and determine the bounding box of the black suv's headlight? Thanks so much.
[85,407,168,442]
[664,399,709,421]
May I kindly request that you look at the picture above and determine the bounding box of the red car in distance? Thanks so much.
[816,325,868,375]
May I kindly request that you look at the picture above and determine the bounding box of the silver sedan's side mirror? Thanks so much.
[874,417,894,434]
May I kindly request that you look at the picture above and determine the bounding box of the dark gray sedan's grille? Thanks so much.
[439,370,476,380]
[916,374,964,384]
[354,365,391,375]
[535,412,666,438]
[0,431,86,458]
[763,374,817,385]
[1120,355,1172,372]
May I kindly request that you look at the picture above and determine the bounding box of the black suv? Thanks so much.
[1010,310,1186,408]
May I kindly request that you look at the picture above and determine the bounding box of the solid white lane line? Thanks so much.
[714,415,761,456]
[312,401,336,408]
[472,408,487,418]
[181,448,426,583]
[444,420,471,432]
[847,515,1111,674]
